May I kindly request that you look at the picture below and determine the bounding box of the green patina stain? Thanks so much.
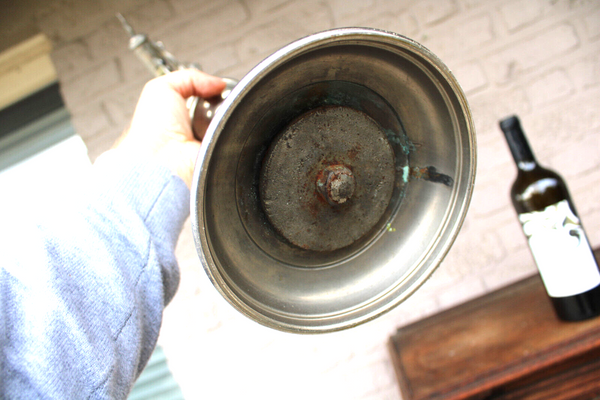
[385,129,416,156]
[402,165,410,183]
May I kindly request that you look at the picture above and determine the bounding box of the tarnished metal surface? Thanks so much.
[260,106,395,252]
[191,28,476,333]
[233,80,409,268]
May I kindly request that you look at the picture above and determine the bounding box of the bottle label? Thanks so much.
[519,200,600,298]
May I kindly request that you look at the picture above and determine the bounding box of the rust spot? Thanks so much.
[347,145,362,160]
[315,164,355,206]
[306,195,323,219]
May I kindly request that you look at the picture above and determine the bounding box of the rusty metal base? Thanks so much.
[260,106,395,251]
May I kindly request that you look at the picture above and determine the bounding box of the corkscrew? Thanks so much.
[116,13,237,138]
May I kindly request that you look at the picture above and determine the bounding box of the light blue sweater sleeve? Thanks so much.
[0,152,190,399]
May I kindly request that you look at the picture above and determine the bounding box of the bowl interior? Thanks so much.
[193,29,476,333]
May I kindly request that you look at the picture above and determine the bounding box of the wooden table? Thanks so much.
[389,249,600,400]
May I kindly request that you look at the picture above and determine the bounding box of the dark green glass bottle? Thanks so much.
[500,115,600,321]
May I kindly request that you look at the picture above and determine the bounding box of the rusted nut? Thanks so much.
[316,164,356,205]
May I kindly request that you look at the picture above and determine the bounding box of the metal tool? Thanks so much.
[191,28,477,333]
[117,13,237,138]
[118,18,476,333]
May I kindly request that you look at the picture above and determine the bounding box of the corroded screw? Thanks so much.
[316,164,356,205]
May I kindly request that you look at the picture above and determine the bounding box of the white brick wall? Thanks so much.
[488,23,580,84]
[498,0,544,32]
[12,0,600,398]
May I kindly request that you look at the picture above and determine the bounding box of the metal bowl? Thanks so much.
[191,28,476,333]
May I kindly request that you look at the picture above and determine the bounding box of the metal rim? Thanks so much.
[191,27,476,333]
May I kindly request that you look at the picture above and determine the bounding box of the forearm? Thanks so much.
[1,152,189,399]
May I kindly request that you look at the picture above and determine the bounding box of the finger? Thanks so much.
[158,69,227,99]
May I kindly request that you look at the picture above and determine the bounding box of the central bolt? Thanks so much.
[316,164,356,205]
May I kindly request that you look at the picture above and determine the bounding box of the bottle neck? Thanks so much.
[499,116,537,171]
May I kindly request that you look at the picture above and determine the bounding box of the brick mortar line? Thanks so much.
[436,10,596,65]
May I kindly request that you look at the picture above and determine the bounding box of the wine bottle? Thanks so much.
[499,115,600,321]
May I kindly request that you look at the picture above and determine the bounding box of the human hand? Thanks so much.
[114,69,226,188]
